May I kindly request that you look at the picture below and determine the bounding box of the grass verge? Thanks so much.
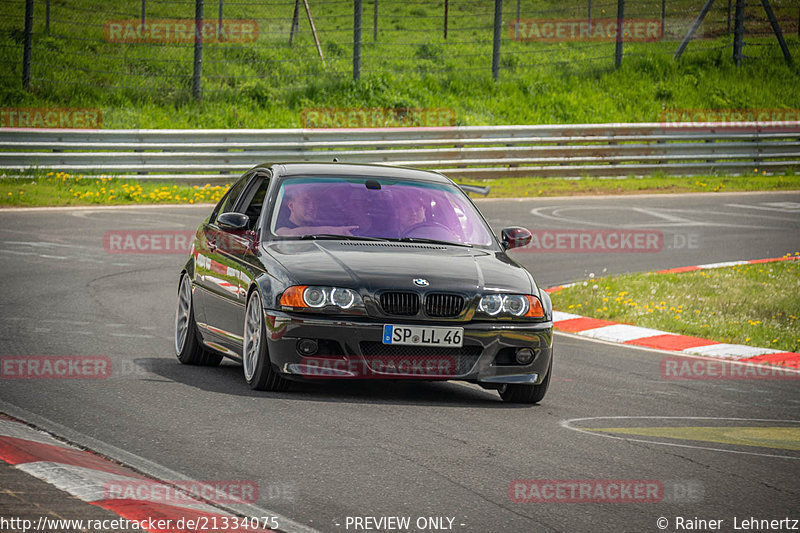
[2,171,799,207]
[0,172,228,207]
[0,1,798,127]
[552,258,800,354]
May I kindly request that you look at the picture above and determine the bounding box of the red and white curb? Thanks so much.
[546,256,800,368]
[0,416,274,533]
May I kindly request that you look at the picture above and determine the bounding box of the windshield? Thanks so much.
[269,176,495,247]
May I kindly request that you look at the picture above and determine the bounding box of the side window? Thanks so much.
[211,175,249,223]
[241,177,271,230]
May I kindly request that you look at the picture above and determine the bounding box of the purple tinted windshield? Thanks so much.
[270,177,494,246]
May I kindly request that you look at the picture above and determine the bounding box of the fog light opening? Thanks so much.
[297,339,319,356]
[515,348,535,365]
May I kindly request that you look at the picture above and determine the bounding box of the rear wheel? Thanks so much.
[243,290,289,391]
[175,274,222,366]
[498,357,551,404]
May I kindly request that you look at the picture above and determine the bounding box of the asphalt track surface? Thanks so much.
[1,191,799,533]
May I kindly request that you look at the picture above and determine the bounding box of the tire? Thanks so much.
[243,290,289,391]
[498,357,552,404]
[175,274,223,366]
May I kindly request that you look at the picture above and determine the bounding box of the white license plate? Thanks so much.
[382,325,463,347]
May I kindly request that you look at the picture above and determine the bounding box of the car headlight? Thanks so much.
[303,286,327,308]
[478,294,544,318]
[478,294,504,316]
[330,288,357,309]
[280,286,362,311]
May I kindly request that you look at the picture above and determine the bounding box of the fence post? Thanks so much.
[444,0,448,39]
[515,0,520,39]
[218,0,223,40]
[733,0,744,66]
[193,0,203,99]
[760,0,792,64]
[141,0,146,25]
[492,0,502,81]
[674,0,714,60]
[588,0,592,31]
[46,0,50,33]
[22,0,33,91]
[373,0,378,41]
[615,0,625,68]
[661,0,665,37]
[354,0,362,81]
[727,0,732,33]
[289,0,299,44]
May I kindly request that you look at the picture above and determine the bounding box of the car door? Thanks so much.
[198,172,271,356]
[193,172,253,355]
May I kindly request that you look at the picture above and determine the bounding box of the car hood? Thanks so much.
[263,241,536,294]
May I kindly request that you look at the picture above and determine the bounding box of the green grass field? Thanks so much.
[1,0,798,128]
[552,258,800,353]
[2,170,798,207]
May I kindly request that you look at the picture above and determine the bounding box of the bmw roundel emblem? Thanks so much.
[413,278,429,287]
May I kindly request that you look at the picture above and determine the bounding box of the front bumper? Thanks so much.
[262,311,553,386]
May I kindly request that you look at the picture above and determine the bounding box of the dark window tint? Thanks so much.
[213,176,249,223]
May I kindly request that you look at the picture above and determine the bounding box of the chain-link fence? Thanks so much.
[1,0,798,105]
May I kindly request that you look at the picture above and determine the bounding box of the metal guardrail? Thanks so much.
[1,123,799,180]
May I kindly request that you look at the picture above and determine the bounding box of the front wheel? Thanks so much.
[498,357,551,404]
[175,274,222,366]
[243,290,289,391]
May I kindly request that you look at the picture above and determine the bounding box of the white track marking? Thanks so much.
[683,343,783,359]
[0,419,72,448]
[552,311,583,322]
[560,416,800,460]
[578,324,669,343]
[726,202,800,213]
[0,401,320,533]
[529,205,768,229]
[695,260,750,269]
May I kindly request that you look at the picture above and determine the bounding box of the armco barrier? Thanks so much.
[1,122,799,180]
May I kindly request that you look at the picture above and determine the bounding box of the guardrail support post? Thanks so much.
[492,0,502,81]
[22,0,33,91]
[354,0,362,80]
[615,0,625,68]
[193,0,203,99]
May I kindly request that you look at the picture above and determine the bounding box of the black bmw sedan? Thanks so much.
[175,163,553,403]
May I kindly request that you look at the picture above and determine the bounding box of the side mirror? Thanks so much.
[217,212,250,231]
[501,227,532,250]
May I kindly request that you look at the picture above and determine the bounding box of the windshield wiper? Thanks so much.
[297,234,390,242]
[391,237,472,247]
